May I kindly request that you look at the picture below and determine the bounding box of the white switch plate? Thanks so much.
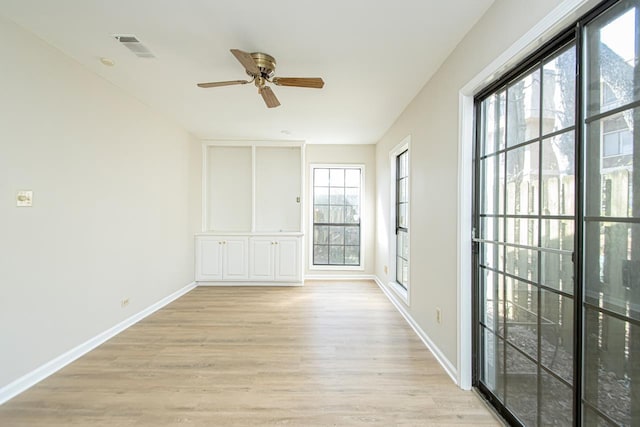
[16,190,33,207]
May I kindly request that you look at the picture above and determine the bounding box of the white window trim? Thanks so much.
[389,136,411,305]
[308,163,365,271]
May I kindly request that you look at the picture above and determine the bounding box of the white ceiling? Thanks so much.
[0,0,493,144]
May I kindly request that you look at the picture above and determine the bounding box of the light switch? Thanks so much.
[16,190,33,207]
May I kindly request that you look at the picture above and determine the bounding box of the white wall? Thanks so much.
[374,0,586,372]
[305,144,376,277]
[0,15,201,388]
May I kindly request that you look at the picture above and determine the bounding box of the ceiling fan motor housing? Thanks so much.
[248,52,276,79]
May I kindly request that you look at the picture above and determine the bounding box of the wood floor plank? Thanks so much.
[0,280,502,426]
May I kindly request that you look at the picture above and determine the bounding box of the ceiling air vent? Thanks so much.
[114,35,155,58]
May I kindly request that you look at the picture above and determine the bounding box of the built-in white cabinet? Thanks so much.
[205,146,253,232]
[249,236,301,281]
[198,141,304,285]
[195,236,249,281]
[254,147,301,232]
[196,234,302,283]
[203,142,303,233]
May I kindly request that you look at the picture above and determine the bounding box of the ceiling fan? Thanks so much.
[197,49,325,108]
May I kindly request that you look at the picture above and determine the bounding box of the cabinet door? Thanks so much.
[196,238,223,281]
[223,238,249,280]
[249,238,275,280]
[275,237,301,281]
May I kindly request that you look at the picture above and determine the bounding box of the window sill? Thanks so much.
[387,281,409,305]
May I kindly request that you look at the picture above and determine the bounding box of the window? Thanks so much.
[312,166,362,266]
[396,150,409,288]
[602,128,633,157]
[389,137,410,298]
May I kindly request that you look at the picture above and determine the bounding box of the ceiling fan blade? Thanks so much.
[230,49,260,75]
[272,77,324,89]
[197,79,250,88]
[259,86,281,108]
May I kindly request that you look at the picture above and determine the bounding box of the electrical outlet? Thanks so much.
[121,298,130,308]
[384,265,388,274]
[436,308,442,324]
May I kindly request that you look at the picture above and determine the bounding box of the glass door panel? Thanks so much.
[583,2,640,425]
[475,42,577,426]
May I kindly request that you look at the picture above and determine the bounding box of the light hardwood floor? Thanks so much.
[0,280,502,426]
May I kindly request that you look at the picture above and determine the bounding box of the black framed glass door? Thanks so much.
[473,1,640,425]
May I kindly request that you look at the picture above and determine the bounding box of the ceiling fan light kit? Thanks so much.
[197,49,325,108]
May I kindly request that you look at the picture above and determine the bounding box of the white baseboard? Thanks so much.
[196,275,377,285]
[373,276,458,386]
[196,281,303,287]
[0,281,197,405]
[304,274,377,281]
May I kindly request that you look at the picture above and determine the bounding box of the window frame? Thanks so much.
[308,164,365,271]
[389,136,411,304]
[395,149,409,286]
